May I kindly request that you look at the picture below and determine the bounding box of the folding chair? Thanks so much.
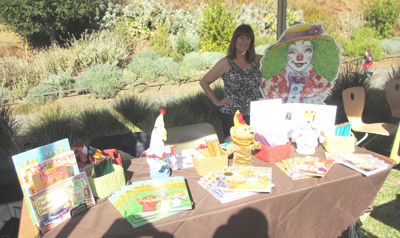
[166,123,219,151]
[342,87,398,146]
[385,80,400,164]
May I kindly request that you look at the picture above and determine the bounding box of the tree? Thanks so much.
[0,0,104,46]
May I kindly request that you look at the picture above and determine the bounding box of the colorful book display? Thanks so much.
[108,176,193,228]
[198,166,274,203]
[275,156,335,179]
[325,152,390,176]
[12,138,96,234]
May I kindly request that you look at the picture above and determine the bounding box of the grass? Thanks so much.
[361,165,400,237]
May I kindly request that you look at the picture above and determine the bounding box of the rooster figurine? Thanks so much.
[141,109,176,179]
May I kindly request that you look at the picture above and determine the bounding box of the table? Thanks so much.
[19,145,392,238]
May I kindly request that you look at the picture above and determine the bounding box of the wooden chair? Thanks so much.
[166,123,219,151]
[342,87,398,146]
[385,80,400,164]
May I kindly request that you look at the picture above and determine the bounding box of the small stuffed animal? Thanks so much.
[227,110,261,166]
[291,110,325,155]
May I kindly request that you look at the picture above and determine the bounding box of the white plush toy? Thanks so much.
[291,111,325,155]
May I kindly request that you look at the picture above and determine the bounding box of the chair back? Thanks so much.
[166,123,219,151]
[342,87,366,125]
[385,79,400,118]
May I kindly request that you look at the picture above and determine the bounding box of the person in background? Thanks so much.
[199,24,263,141]
[362,49,375,76]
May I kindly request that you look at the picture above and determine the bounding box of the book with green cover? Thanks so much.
[108,176,193,228]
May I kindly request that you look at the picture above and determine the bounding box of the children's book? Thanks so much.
[276,157,335,179]
[11,139,80,230]
[215,166,274,193]
[198,170,256,203]
[29,172,96,234]
[325,152,390,176]
[108,176,193,228]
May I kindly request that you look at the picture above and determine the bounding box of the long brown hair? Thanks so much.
[227,24,256,63]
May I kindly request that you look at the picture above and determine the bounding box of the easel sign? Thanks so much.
[250,99,337,138]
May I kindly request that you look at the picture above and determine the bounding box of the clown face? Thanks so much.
[287,40,313,72]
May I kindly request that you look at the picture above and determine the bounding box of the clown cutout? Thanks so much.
[260,23,341,104]
[141,109,176,179]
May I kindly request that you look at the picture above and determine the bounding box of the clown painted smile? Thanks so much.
[287,40,313,72]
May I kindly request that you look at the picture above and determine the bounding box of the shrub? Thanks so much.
[0,0,104,46]
[175,29,200,55]
[340,27,383,60]
[198,0,236,53]
[380,38,400,54]
[150,25,173,57]
[127,49,161,81]
[26,83,59,104]
[201,52,225,67]
[45,71,75,95]
[68,29,132,71]
[363,0,400,39]
[0,106,20,168]
[0,57,40,98]
[74,64,123,99]
[23,107,83,146]
[153,57,181,83]
[337,11,364,37]
[179,52,209,77]
[0,87,13,104]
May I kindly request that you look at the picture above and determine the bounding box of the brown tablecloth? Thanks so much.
[22,146,392,238]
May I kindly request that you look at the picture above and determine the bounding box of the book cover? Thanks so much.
[198,170,256,203]
[276,157,335,179]
[11,139,79,228]
[325,152,389,176]
[216,166,274,193]
[29,172,96,234]
[108,176,193,228]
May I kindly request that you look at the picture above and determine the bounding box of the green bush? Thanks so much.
[75,64,123,99]
[127,49,161,81]
[363,0,400,39]
[340,27,384,60]
[0,0,104,46]
[45,71,75,95]
[179,52,209,77]
[0,87,13,104]
[175,29,200,56]
[153,57,181,83]
[380,38,400,54]
[68,29,132,71]
[150,25,173,57]
[201,52,225,67]
[26,83,59,104]
[198,0,236,53]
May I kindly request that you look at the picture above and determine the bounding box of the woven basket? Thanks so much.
[255,141,292,164]
[88,164,125,199]
[193,148,228,176]
[322,135,355,153]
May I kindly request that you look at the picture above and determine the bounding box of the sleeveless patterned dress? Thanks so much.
[220,57,262,116]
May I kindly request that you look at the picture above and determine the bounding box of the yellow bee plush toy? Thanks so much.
[227,110,262,166]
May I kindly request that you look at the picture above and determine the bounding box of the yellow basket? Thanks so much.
[88,164,126,199]
[322,134,356,153]
[193,148,228,176]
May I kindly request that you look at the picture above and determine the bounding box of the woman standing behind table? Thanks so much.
[200,24,263,140]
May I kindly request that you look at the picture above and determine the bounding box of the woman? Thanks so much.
[200,24,263,140]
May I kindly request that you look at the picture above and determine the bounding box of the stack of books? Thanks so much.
[198,166,274,203]
[275,156,335,179]
[108,176,193,228]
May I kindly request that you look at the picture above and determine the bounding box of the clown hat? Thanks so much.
[270,23,333,50]
[154,109,166,128]
[233,110,247,127]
